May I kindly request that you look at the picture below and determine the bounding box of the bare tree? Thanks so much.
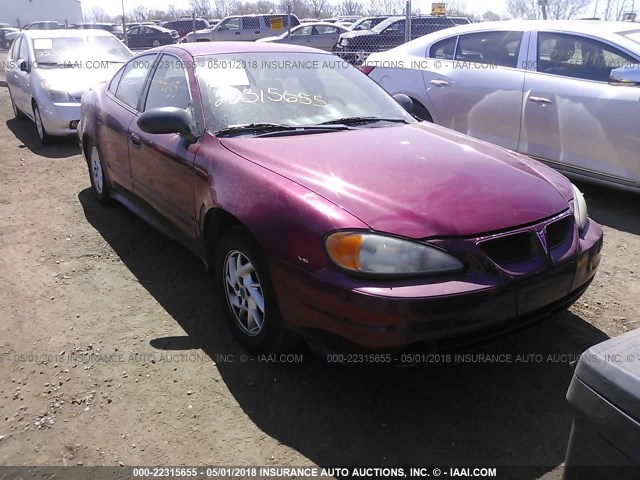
[191,0,214,18]
[87,7,108,22]
[337,0,365,15]
[167,5,185,20]
[367,0,405,15]
[131,6,152,22]
[214,0,238,17]
[506,0,539,19]
[305,0,331,17]
[506,0,591,19]
[602,0,628,20]
[482,10,503,21]
[445,0,469,16]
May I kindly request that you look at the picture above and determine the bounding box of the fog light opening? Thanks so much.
[69,120,79,129]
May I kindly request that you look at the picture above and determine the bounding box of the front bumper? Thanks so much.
[270,219,603,350]
[39,100,81,137]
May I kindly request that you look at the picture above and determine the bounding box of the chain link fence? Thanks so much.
[332,15,471,66]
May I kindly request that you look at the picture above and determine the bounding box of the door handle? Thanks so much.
[130,133,142,148]
[528,96,554,105]
[430,79,450,87]
[234,31,240,35]
[254,31,260,34]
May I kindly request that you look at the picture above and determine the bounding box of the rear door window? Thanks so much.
[455,31,523,68]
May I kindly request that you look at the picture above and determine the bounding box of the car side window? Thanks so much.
[114,54,157,110]
[315,25,337,35]
[129,27,140,35]
[384,20,404,34]
[430,36,456,60]
[219,18,239,30]
[18,37,30,61]
[10,37,21,61]
[537,32,637,82]
[292,25,313,36]
[242,17,260,30]
[455,31,523,68]
[108,66,125,95]
[143,54,191,111]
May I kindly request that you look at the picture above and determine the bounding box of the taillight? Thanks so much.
[359,65,375,75]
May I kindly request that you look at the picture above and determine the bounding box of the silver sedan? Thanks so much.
[365,20,640,192]
[257,22,348,51]
[5,29,132,144]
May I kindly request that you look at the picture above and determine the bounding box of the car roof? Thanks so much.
[296,21,347,27]
[22,29,114,38]
[156,41,330,56]
[432,19,640,36]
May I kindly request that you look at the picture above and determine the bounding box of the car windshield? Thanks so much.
[195,52,414,134]
[32,35,131,66]
[371,17,401,33]
[623,31,640,45]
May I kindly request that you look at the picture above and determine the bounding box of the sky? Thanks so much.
[80,0,515,17]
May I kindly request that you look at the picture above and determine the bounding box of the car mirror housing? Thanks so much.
[137,107,196,143]
[393,93,414,114]
[609,67,640,87]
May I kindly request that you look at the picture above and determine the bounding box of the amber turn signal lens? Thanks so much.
[325,232,363,271]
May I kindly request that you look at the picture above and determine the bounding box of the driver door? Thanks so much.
[128,53,200,239]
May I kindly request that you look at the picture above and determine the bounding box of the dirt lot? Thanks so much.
[0,85,639,479]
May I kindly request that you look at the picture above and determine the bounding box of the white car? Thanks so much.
[365,20,640,191]
[257,22,348,51]
[6,29,132,144]
[185,14,300,42]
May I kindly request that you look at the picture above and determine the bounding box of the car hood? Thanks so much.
[340,29,377,39]
[36,65,123,98]
[219,123,572,239]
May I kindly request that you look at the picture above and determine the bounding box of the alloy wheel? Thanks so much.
[223,250,265,336]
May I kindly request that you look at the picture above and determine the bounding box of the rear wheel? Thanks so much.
[33,103,53,145]
[215,226,298,352]
[412,101,434,123]
[87,143,113,205]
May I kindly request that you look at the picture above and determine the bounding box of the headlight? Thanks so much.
[341,38,349,47]
[325,231,464,276]
[41,81,74,103]
[571,184,588,232]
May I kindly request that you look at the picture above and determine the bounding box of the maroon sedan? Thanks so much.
[78,42,603,352]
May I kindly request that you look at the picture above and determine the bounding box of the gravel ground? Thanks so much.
[0,85,639,479]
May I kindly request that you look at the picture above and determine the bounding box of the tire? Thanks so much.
[152,39,161,48]
[9,90,26,120]
[33,103,54,145]
[412,101,434,123]
[86,142,113,205]
[215,226,298,353]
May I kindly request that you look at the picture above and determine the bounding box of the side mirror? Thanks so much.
[393,93,413,114]
[18,59,29,72]
[137,107,196,143]
[609,67,640,87]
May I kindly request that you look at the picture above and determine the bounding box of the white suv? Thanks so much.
[185,14,300,42]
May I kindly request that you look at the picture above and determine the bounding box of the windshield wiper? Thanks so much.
[215,122,351,137]
[320,116,409,126]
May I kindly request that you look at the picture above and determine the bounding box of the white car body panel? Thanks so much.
[366,20,640,190]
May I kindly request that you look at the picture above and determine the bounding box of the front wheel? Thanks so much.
[215,226,298,352]
[33,103,53,145]
[152,39,161,48]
